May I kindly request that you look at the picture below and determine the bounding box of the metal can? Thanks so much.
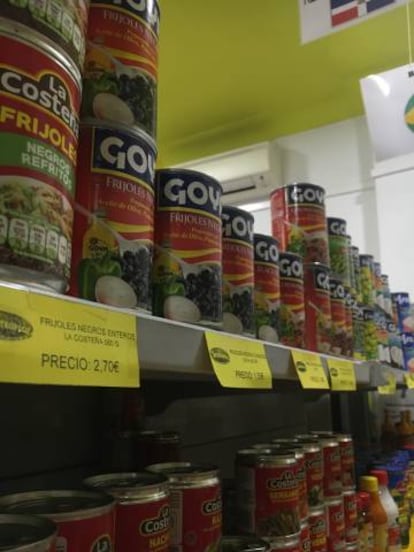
[254,234,280,343]
[279,446,308,521]
[374,307,391,363]
[0,490,115,552]
[303,263,331,353]
[351,302,365,360]
[265,535,301,552]
[146,462,222,552]
[300,440,324,508]
[336,435,355,490]
[345,236,355,296]
[220,536,270,552]
[359,255,374,307]
[153,169,222,327]
[392,292,414,333]
[325,497,346,552]
[1,2,88,70]
[235,448,267,526]
[300,521,311,552]
[222,206,255,336]
[350,246,361,303]
[320,439,342,499]
[279,252,305,348]
[388,320,404,369]
[327,218,350,287]
[0,513,56,552]
[362,307,378,361]
[0,19,81,292]
[84,472,169,552]
[373,262,383,308]
[70,120,156,310]
[342,491,357,545]
[344,289,353,358]
[134,430,181,469]
[329,278,347,357]
[84,0,160,138]
[308,508,327,552]
[270,183,329,264]
[402,332,414,372]
[381,274,392,317]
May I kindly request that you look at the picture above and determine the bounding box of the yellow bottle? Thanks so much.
[82,210,118,260]
[360,476,388,552]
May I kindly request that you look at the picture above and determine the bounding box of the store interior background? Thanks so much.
[3,0,414,491]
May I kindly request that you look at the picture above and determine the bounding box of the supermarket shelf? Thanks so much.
[0,280,407,389]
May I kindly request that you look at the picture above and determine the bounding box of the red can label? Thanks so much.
[279,253,305,348]
[153,171,222,327]
[330,280,347,357]
[304,448,324,508]
[115,499,169,552]
[300,523,311,552]
[222,207,255,336]
[326,499,346,552]
[295,455,308,521]
[308,509,327,552]
[0,32,81,286]
[322,444,342,498]
[270,184,329,264]
[169,485,222,552]
[254,234,280,343]
[304,264,332,353]
[84,0,160,137]
[343,491,357,545]
[255,463,300,537]
[70,124,156,310]
[339,440,355,490]
[55,508,115,552]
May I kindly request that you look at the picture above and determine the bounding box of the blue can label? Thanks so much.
[402,332,414,372]
[392,293,413,333]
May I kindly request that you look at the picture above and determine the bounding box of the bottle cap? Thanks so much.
[357,491,371,510]
[370,469,388,487]
[359,475,379,493]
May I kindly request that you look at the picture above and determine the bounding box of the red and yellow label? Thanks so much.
[54,507,115,552]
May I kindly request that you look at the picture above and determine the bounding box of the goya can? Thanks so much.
[0,490,115,552]
[84,0,160,137]
[265,535,301,552]
[337,435,355,490]
[359,255,374,307]
[254,234,280,343]
[279,253,305,348]
[362,307,378,361]
[320,438,342,499]
[300,440,323,508]
[392,292,414,333]
[222,206,255,336]
[344,289,353,358]
[300,521,311,552]
[345,236,355,296]
[350,246,361,302]
[146,462,222,552]
[303,263,331,353]
[270,183,329,264]
[0,19,81,292]
[352,303,365,360]
[153,169,222,327]
[220,536,270,552]
[84,472,170,552]
[374,307,391,363]
[308,508,327,552]
[343,491,357,545]
[2,1,88,70]
[381,275,392,317]
[325,497,346,552]
[401,332,414,372]
[327,218,350,287]
[329,278,347,357]
[373,262,383,308]
[70,120,156,310]
[0,514,56,552]
[388,320,404,369]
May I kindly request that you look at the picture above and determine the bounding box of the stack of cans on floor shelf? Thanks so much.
[70,0,160,312]
[234,431,357,552]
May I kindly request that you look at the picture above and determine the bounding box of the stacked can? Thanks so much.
[327,218,350,288]
[0,6,86,291]
[70,1,161,310]
[303,263,331,354]
[391,292,414,371]
[279,252,305,348]
[329,278,347,357]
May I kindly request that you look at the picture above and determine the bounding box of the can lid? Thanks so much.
[0,514,56,551]
[369,469,388,487]
[272,438,299,445]
[146,462,218,482]
[220,536,269,552]
[359,476,379,493]
[156,168,223,194]
[336,434,353,443]
[136,430,181,443]
[84,472,169,498]
[308,506,325,517]
[0,490,114,521]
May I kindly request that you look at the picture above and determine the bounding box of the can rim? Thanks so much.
[84,472,169,497]
[220,536,270,552]
[146,462,219,483]
[81,118,157,154]
[0,514,56,552]
[155,168,223,193]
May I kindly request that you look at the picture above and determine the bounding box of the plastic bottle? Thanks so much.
[357,491,374,552]
[370,469,401,552]
[360,475,388,552]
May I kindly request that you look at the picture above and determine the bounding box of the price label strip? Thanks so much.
[405,373,414,389]
[0,287,139,387]
[291,350,330,390]
[327,358,357,391]
[205,331,272,389]
[378,371,397,395]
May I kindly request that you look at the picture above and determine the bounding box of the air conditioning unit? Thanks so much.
[174,141,282,205]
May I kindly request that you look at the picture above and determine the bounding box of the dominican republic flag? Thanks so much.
[330,0,358,27]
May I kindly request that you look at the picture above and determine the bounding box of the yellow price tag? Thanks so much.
[378,372,397,395]
[327,358,357,391]
[291,350,330,389]
[405,373,414,389]
[0,287,139,387]
[205,331,272,389]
